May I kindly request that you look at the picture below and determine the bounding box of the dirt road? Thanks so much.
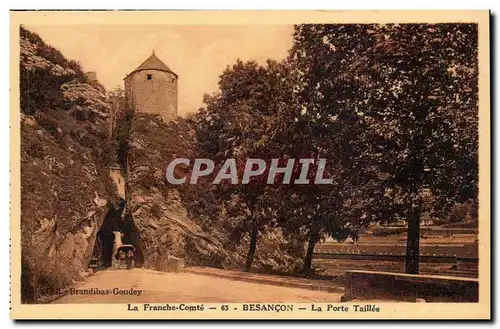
[53,268,342,303]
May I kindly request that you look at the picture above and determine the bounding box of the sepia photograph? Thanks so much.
[10,10,490,320]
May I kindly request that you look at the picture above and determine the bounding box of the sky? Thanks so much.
[26,25,294,116]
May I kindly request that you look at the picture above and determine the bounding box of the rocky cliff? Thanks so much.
[126,114,235,269]
[20,27,117,302]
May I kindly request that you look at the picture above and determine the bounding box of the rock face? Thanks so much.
[127,114,238,270]
[20,27,116,302]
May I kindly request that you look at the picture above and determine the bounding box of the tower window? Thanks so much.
[147,74,152,80]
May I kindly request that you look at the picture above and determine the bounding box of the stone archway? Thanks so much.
[90,202,146,269]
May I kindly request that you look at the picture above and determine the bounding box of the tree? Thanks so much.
[287,23,478,274]
[196,59,293,271]
[275,24,382,272]
[336,24,479,273]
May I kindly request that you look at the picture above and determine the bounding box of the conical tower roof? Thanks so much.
[130,51,177,77]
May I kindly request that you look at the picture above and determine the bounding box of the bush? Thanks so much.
[447,202,472,223]
[20,26,44,47]
[67,60,85,78]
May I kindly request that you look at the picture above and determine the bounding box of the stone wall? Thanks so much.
[342,270,479,302]
[125,69,177,123]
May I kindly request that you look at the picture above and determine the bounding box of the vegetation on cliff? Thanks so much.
[20,27,117,302]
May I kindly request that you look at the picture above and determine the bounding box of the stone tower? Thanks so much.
[124,51,178,122]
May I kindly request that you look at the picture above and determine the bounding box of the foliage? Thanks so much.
[196,59,294,270]
[196,24,479,274]
[290,23,478,273]
[114,109,133,169]
[270,25,385,271]
[446,202,473,224]
[352,24,477,216]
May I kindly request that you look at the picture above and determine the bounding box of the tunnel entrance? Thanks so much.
[90,200,144,269]
[90,203,122,268]
[95,230,114,267]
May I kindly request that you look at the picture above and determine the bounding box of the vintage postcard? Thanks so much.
[10,10,490,320]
